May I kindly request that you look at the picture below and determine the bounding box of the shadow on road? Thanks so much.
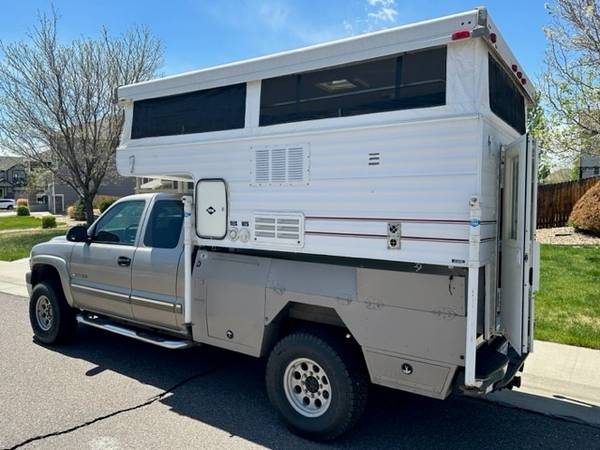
[40,325,600,449]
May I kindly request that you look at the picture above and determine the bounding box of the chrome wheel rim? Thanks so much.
[35,295,53,331]
[283,358,332,418]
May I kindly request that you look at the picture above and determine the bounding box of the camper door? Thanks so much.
[500,135,536,355]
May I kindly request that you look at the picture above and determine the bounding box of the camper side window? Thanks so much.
[259,47,447,126]
[131,83,246,139]
[488,55,526,134]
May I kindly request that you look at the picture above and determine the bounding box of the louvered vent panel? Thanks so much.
[251,144,309,186]
[254,149,270,184]
[253,212,304,248]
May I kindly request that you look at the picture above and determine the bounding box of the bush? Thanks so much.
[16,205,30,216]
[569,180,600,234]
[41,215,57,229]
[97,197,117,213]
[68,200,86,221]
[16,198,29,206]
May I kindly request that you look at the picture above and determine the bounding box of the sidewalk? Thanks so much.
[0,262,598,426]
[488,341,600,426]
[0,258,29,297]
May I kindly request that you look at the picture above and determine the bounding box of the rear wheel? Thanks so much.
[29,282,77,344]
[265,330,368,441]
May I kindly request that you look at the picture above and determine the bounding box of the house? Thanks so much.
[0,156,28,200]
[580,154,600,179]
[30,161,136,213]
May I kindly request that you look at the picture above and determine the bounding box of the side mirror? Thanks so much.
[66,225,90,243]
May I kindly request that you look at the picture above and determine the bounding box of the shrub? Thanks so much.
[93,194,118,208]
[569,180,600,234]
[98,197,117,213]
[16,198,29,206]
[41,215,57,229]
[16,205,30,216]
[69,200,86,221]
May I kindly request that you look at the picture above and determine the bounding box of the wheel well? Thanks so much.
[266,302,365,361]
[31,264,65,299]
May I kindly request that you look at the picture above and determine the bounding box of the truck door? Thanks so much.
[500,135,537,355]
[69,199,147,319]
[130,198,184,329]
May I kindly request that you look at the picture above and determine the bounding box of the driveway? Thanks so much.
[1,293,599,450]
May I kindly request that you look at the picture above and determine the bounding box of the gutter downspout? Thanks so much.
[182,195,193,325]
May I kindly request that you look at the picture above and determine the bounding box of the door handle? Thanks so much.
[117,256,131,267]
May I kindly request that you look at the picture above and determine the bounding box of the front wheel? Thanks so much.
[29,282,77,344]
[265,330,368,441]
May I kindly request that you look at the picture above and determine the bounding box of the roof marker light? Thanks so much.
[517,71,523,78]
[490,33,497,43]
[521,78,527,85]
[451,30,471,40]
[511,64,518,72]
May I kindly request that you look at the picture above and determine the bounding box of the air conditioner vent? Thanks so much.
[253,212,304,247]
[251,144,310,186]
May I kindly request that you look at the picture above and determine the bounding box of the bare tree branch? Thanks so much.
[0,9,162,223]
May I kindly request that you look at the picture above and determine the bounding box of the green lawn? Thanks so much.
[536,244,600,349]
[0,215,66,231]
[0,229,66,261]
[0,215,43,230]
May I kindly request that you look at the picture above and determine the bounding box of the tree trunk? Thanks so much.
[83,194,95,226]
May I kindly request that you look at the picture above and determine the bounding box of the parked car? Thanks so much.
[0,199,16,210]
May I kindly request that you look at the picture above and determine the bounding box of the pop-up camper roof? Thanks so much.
[118,7,534,102]
[116,7,535,268]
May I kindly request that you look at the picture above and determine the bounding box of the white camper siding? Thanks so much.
[120,114,484,266]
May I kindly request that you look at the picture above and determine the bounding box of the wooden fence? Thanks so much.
[537,176,600,228]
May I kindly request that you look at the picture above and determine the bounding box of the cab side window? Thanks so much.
[92,200,146,245]
[144,200,184,249]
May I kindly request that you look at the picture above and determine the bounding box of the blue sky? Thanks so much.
[0,0,550,79]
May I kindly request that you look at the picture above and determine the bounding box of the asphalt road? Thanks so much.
[1,292,599,450]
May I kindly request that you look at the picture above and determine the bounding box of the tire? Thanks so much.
[265,330,369,441]
[29,282,77,344]
[7,205,13,210]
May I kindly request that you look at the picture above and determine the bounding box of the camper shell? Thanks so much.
[27,7,539,441]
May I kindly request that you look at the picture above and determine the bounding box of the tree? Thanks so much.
[527,93,552,183]
[0,10,162,224]
[542,0,600,162]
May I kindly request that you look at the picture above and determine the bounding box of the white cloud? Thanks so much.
[366,0,399,24]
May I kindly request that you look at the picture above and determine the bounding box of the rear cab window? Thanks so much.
[144,200,184,249]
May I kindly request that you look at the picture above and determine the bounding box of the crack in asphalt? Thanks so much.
[4,366,221,450]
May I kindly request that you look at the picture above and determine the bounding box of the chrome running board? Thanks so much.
[76,314,194,350]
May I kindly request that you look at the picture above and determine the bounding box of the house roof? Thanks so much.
[0,156,27,171]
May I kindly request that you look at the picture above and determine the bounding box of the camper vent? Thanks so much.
[251,144,310,186]
[253,212,304,247]
[368,152,381,166]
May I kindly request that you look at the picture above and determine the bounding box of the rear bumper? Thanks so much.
[460,338,528,396]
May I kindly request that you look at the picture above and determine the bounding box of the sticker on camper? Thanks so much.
[470,218,481,227]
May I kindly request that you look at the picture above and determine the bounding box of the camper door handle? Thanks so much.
[117,256,131,267]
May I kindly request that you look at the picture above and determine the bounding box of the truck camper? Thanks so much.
[28,7,539,440]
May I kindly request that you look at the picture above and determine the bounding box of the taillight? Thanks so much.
[451,30,471,40]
